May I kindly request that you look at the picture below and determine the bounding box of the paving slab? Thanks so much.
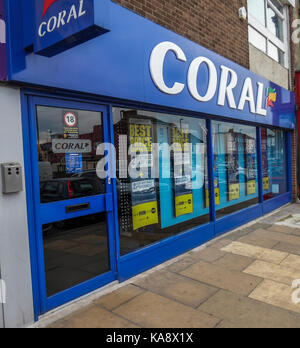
[208,238,232,250]
[221,241,288,264]
[114,291,220,328]
[272,242,300,256]
[167,255,198,273]
[51,304,140,328]
[133,270,218,308]
[216,320,241,329]
[249,280,300,314]
[238,233,279,249]
[267,225,296,234]
[94,284,145,310]
[193,247,226,263]
[253,230,300,247]
[243,260,300,286]
[281,254,300,270]
[213,253,254,272]
[181,260,262,296]
[199,290,300,328]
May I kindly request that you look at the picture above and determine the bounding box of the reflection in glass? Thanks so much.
[36,106,105,203]
[212,121,259,219]
[262,128,287,201]
[43,213,110,297]
[267,4,283,41]
[113,108,209,255]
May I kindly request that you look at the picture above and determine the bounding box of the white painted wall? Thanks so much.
[0,85,34,328]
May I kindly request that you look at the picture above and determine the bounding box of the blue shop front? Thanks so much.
[4,0,295,319]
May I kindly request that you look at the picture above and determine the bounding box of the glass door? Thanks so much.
[28,96,116,314]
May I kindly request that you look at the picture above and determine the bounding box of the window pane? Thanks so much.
[212,121,259,219]
[267,4,283,40]
[262,128,287,201]
[113,108,210,256]
[248,0,266,25]
[249,26,267,53]
[270,0,284,14]
[268,41,284,64]
[36,106,106,203]
[43,212,110,297]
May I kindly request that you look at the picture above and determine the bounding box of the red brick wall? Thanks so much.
[289,6,297,201]
[113,0,250,68]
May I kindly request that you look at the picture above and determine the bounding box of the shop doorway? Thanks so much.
[26,96,117,314]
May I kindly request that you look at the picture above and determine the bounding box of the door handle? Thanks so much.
[66,203,90,213]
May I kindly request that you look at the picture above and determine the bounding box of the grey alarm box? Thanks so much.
[1,163,23,194]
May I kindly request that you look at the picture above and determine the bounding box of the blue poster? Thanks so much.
[66,153,83,174]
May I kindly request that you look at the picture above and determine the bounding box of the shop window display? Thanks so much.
[113,108,210,255]
[212,121,259,219]
[262,128,287,200]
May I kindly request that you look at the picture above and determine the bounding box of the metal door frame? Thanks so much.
[22,93,118,317]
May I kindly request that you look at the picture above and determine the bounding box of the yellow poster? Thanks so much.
[132,201,159,231]
[229,183,240,201]
[205,183,220,207]
[247,180,257,196]
[129,118,159,231]
[263,177,270,191]
[175,194,194,217]
[172,124,194,218]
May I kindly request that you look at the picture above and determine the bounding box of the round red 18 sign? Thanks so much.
[64,112,77,127]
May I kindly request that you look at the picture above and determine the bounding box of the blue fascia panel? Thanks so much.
[5,1,295,129]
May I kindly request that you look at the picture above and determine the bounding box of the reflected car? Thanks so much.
[40,177,106,203]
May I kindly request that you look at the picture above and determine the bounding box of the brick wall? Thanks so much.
[113,0,250,68]
[289,6,297,201]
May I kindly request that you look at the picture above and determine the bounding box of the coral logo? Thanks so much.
[43,0,59,18]
[266,87,277,108]
[38,0,87,38]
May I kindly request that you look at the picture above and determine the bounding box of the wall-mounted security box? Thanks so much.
[1,163,23,194]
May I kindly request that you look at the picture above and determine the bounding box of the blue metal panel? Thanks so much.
[39,195,112,224]
[118,223,214,281]
[263,192,292,215]
[32,0,110,57]
[215,204,263,237]
[46,272,116,313]
[6,1,295,129]
[20,92,41,321]
[107,105,121,273]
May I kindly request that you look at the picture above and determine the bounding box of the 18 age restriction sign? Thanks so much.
[64,112,78,128]
[63,111,79,139]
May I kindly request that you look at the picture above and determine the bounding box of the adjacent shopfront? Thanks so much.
[1,0,295,322]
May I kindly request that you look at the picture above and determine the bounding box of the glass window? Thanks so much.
[249,27,267,53]
[268,41,284,64]
[36,106,106,203]
[247,0,287,67]
[212,121,259,219]
[267,4,283,40]
[248,0,266,25]
[113,108,210,256]
[261,128,287,201]
[43,212,110,297]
